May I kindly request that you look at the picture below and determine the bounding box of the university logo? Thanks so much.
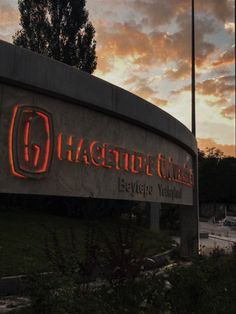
[9,105,54,178]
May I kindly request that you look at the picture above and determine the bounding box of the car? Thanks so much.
[223,217,236,227]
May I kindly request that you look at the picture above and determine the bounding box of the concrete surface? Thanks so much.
[0,40,197,155]
[200,221,236,254]
[0,40,199,256]
[174,221,236,255]
[0,42,196,205]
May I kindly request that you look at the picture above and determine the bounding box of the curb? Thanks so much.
[208,234,236,243]
[0,275,28,297]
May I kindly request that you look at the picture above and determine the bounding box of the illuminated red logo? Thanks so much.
[9,105,54,178]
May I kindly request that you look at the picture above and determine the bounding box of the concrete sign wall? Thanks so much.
[0,41,197,205]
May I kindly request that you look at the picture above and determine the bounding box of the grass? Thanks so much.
[0,207,87,276]
[0,207,174,276]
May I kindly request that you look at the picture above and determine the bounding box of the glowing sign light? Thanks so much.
[9,105,53,178]
[57,133,193,187]
[9,105,193,188]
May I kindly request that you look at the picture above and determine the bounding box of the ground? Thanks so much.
[199,221,236,254]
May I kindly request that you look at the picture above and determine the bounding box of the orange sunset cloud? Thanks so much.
[221,105,235,120]
[198,138,235,157]
[0,0,235,157]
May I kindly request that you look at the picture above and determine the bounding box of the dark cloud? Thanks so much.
[95,21,152,72]
[171,76,235,123]
[221,105,235,119]
[135,0,234,28]
[164,61,190,80]
[196,76,235,97]
[196,0,234,23]
[171,85,191,96]
[124,75,140,85]
[125,75,155,99]
[207,98,229,107]
[212,46,235,67]
[96,13,217,75]
[172,75,235,98]
[134,0,188,28]
[151,97,168,106]
[124,74,168,106]
[171,75,235,124]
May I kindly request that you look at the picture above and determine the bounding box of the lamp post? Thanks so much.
[192,0,199,256]
[191,0,196,136]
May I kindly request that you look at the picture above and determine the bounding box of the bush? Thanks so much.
[167,252,236,314]
[29,222,162,313]
[28,224,236,314]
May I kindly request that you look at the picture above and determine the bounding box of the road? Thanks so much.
[199,221,236,254]
[172,221,236,255]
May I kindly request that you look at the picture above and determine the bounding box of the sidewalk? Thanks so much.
[200,221,236,254]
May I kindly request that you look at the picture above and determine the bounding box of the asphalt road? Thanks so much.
[200,221,236,254]
[172,221,236,255]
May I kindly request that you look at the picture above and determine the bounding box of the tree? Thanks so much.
[13,0,97,74]
[198,148,236,211]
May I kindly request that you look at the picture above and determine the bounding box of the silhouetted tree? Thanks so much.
[198,148,236,205]
[13,0,97,74]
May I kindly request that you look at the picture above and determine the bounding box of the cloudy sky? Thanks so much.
[0,0,235,156]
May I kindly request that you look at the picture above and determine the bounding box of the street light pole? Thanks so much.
[192,0,199,257]
[191,0,196,136]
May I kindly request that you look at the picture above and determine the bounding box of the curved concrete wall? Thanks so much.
[0,41,197,155]
[0,41,197,205]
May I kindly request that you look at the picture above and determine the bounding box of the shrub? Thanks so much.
[28,223,236,314]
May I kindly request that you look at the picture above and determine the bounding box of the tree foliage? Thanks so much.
[198,148,236,204]
[13,0,97,74]
[28,225,236,314]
